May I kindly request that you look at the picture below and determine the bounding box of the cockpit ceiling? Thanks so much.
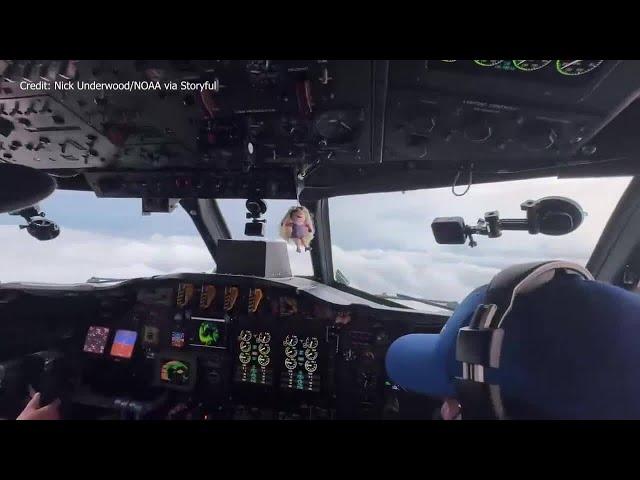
[1,60,640,200]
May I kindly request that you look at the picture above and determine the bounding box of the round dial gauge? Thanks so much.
[239,330,252,342]
[474,60,503,67]
[314,110,363,142]
[257,332,271,344]
[285,357,297,370]
[257,355,270,367]
[304,360,317,373]
[303,337,319,349]
[238,352,251,364]
[258,343,270,355]
[512,60,552,71]
[305,349,318,361]
[556,60,604,76]
[239,341,251,353]
[283,335,298,347]
[285,346,297,358]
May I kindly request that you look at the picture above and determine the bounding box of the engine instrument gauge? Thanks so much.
[285,357,297,370]
[285,346,297,358]
[512,60,552,71]
[257,332,271,344]
[556,60,604,76]
[280,332,322,392]
[283,335,298,347]
[234,327,273,386]
[474,60,503,67]
[304,360,317,373]
[303,337,319,349]
[314,110,363,143]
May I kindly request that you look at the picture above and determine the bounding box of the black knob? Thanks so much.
[405,105,438,137]
[463,113,493,143]
[520,120,557,151]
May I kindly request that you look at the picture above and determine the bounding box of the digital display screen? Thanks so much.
[83,326,110,354]
[160,359,192,386]
[234,330,273,386]
[171,331,185,348]
[110,329,138,358]
[280,335,320,392]
[189,317,227,349]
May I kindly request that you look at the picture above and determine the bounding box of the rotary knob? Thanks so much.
[405,105,438,137]
[463,113,493,143]
[520,120,557,151]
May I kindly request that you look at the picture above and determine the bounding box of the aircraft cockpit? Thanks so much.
[1,60,640,420]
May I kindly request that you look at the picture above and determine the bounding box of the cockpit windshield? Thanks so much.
[217,199,313,276]
[0,193,316,283]
[330,176,632,310]
[0,191,213,283]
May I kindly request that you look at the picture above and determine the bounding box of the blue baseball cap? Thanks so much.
[385,273,640,419]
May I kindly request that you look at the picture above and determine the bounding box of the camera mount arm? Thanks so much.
[432,197,585,248]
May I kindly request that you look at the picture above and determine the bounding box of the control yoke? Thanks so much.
[431,197,585,247]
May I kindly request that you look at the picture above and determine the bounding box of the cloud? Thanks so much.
[0,225,313,284]
[332,245,500,301]
[329,177,631,299]
[0,176,630,306]
[329,176,630,253]
[0,226,212,283]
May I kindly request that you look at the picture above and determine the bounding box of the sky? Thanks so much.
[0,175,631,304]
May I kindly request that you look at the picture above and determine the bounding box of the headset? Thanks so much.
[454,261,593,419]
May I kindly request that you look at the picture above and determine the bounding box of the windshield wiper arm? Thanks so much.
[376,293,458,312]
[86,277,128,284]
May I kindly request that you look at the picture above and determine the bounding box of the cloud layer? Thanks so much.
[0,226,314,284]
[329,176,632,299]
[0,176,631,305]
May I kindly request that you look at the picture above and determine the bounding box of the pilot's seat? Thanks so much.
[385,261,640,419]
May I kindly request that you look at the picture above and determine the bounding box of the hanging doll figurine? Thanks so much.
[280,206,315,253]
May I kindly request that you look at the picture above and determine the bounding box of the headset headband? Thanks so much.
[454,261,594,419]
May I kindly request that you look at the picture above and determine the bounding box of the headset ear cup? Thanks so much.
[454,261,593,419]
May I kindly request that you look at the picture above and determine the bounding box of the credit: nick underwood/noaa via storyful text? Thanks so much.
[18,79,219,92]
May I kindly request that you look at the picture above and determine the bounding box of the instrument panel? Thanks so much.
[115,281,331,394]
[36,274,442,420]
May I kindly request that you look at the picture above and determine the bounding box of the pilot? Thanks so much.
[385,265,640,420]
